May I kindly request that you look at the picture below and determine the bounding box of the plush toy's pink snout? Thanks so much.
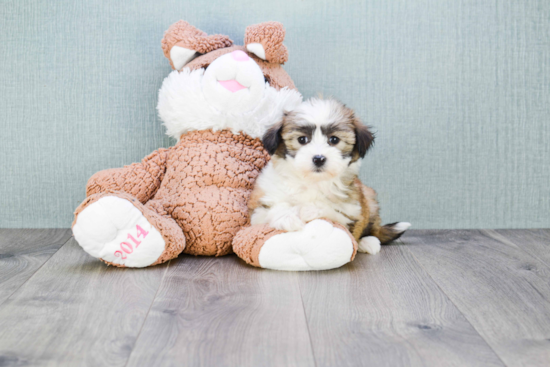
[219,80,247,93]
[217,51,252,92]
[231,50,249,61]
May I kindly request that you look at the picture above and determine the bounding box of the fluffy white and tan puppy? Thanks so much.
[249,97,410,255]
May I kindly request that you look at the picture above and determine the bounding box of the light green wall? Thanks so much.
[1,0,549,228]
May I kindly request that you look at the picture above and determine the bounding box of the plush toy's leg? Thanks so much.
[233,219,358,271]
[72,192,185,268]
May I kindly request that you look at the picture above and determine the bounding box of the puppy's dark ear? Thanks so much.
[262,118,284,155]
[352,115,375,159]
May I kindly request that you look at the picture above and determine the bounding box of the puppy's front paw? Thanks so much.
[270,214,305,232]
[299,204,322,223]
[358,236,381,255]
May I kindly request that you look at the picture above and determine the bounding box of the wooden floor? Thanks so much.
[0,229,549,367]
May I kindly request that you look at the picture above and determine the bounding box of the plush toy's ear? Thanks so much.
[169,46,196,71]
[351,115,375,159]
[262,119,285,155]
[245,22,289,64]
[161,21,233,70]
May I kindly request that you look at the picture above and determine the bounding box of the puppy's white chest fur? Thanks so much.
[251,161,362,229]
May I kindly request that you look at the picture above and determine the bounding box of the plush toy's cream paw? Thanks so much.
[258,219,354,271]
[358,236,381,255]
[72,196,165,268]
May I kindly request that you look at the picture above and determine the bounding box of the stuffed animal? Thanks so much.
[72,21,359,271]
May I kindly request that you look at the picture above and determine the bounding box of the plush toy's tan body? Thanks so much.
[77,130,269,265]
[72,21,359,271]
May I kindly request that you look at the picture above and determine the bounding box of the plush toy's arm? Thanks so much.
[86,148,170,204]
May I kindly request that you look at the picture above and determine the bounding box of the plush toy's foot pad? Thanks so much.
[73,196,166,268]
[258,219,355,271]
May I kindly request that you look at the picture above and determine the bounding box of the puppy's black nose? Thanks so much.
[312,155,326,167]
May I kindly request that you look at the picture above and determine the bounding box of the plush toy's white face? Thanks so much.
[157,51,302,141]
[201,50,266,114]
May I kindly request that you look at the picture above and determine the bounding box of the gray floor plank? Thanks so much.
[1,229,548,366]
[0,229,72,305]
[491,229,550,267]
[126,255,315,367]
[298,245,504,367]
[404,230,550,367]
[0,238,169,367]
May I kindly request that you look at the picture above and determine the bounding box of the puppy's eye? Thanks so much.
[298,136,309,145]
[329,136,340,145]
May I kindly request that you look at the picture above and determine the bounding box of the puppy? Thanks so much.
[249,97,410,254]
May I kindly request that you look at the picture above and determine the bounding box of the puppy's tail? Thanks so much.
[376,222,411,244]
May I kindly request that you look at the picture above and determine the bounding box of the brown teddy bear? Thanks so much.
[72,21,359,270]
